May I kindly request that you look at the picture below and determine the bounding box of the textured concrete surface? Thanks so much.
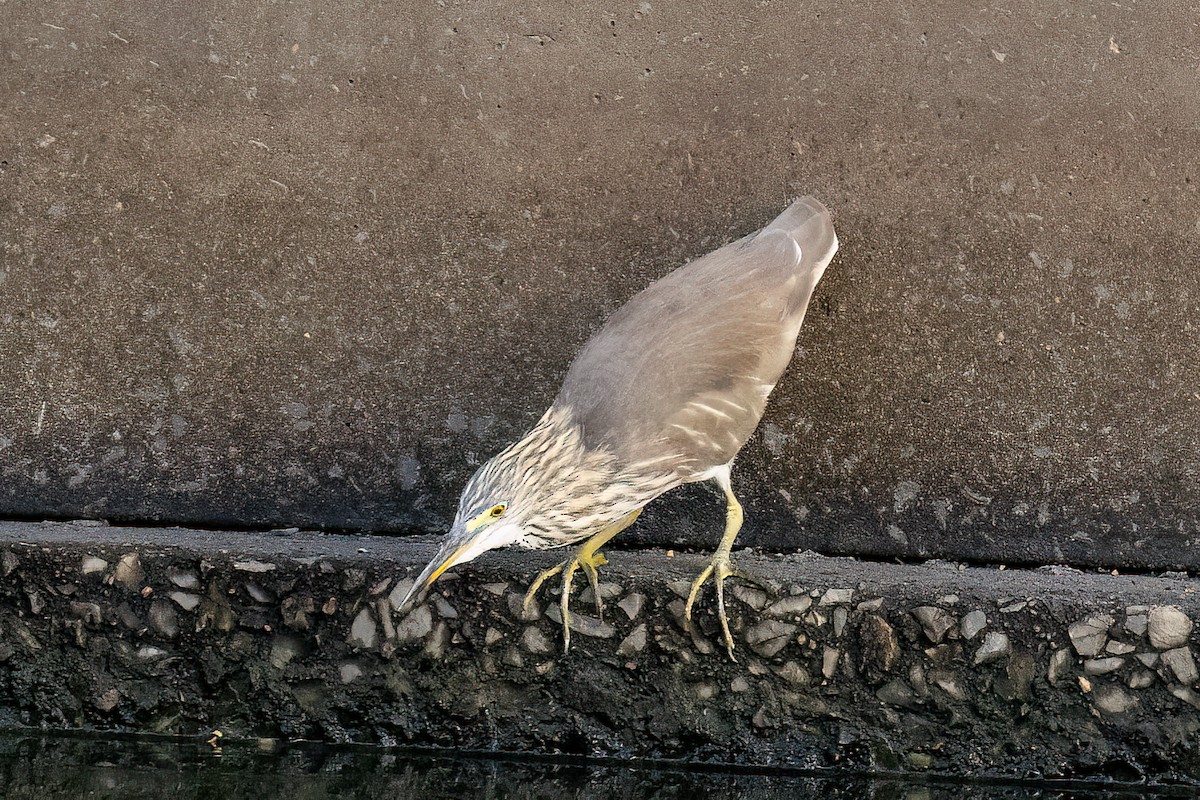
[3,521,1200,785]
[1,1,1199,568]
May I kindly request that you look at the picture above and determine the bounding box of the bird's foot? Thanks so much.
[521,550,609,652]
[684,552,772,660]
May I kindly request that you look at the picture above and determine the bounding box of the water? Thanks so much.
[0,732,1187,799]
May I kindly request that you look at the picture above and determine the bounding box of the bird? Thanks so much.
[398,196,838,658]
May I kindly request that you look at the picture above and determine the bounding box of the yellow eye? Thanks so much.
[488,504,506,518]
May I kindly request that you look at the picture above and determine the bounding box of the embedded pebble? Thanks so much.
[544,606,616,638]
[693,682,717,700]
[233,560,276,573]
[137,646,168,661]
[347,608,379,650]
[425,621,450,659]
[859,615,900,674]
[960,610,988,641]
[1148,606,1192,650]
[81,557,108,576]
[1083,657,1125,676]
[877,679,917,707]
[522,626,553,655]
[1171,685,1200,710]
[1135,651,1159,667]
[432,595,459,620]
[730,676,750,693]
[1059,649,1089,684]
[339,663,364,684]
[617,624,648,656]
[856,598,884,613]
[147,600,178,639]
[1128,670,1155,690]
[618,593,646,621]
[395,605,433,642]
[482,582,510,597]
[832,607,848,637]
[819,588,854,606]
[114,553,145,590]
[931,671,967,701]
[973,631,1011,665]
[1125,612,1149,638]
[502,648,525,668]
[388,579,415,610]
[270,635,304,668]
[775,661,810,686]
[731,585,768,610]
[1105,640,1136,655]
[169,592,201,612]
[822,647,840,679]
[913,606,956,644]
[484,627,504,646]
[69,601,102,625]
[1093,684,1137,715]
[667,580,692,599]
[744,619,797,657]
[1,552,18,576]
[245,582,274,604]
[1160,647,1198,684]
[94,688,121,713]
[579,582,622,605]
[168,569,200,590]
[1068,614,1112,657]
[765,595,812,618]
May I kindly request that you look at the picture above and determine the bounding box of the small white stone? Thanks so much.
[1161,647,1199,684]
[616,623,648,656]
[81,556,108,576]
[822,647,840,679]
[1047,648,1071,685]
[1148,606,1193,650]
[168,592,201,611]
[973,631,1011,665]
[233,560,276,573]
[347,607,378,650]
[765,594,812,618]
[1083,657,1125,676]
[1068,614,1112,657]
[1093,684,1137,715]
[960,610,988,641]
[339,663,364,684]
[819,588,854,606]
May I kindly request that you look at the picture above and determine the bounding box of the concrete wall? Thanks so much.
[2,1,1198,568]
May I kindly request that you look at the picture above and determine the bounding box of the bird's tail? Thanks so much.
[756,196,839,315]
[763,196,838,275]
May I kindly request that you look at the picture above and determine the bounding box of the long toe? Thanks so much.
[523,560,567,619]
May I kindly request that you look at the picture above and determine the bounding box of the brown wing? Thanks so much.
[554,197,838,480]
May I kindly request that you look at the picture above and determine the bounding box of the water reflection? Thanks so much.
[0,733,1182,799]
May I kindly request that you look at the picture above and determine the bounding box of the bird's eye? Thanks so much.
[489,504,506,518]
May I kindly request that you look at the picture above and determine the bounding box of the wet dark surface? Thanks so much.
[0,733,1189,800]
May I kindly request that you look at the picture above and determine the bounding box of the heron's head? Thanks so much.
[395,406,620,614]
[397,459,530,613]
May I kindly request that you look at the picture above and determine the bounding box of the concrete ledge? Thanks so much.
[1,520,1199,785]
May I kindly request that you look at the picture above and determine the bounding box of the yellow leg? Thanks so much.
[522,509,641,652]
[685,470,765,660]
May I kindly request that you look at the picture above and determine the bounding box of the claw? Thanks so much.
[685,555,766,660]
[522,560,566,619]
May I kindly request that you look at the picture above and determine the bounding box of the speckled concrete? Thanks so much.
[3,521,1200,784]
[0,2,1198,569]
